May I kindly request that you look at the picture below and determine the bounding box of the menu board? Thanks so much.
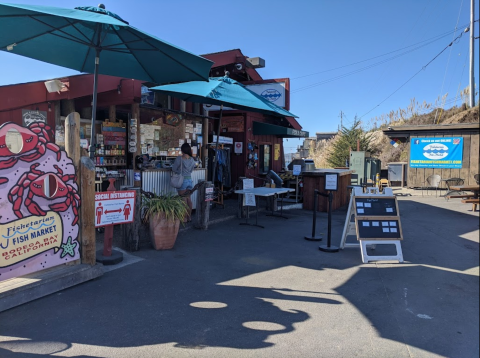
[355,218,402,240]
[354,196,397,217]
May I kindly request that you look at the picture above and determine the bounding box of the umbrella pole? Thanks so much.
[211,104,223,186]
[89,48,101,160]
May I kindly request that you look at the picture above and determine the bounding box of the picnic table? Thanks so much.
[449,185,480,211]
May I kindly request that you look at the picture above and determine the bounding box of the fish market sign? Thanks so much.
[410,137,463,169]
[246,82,286,108]
[22,109,47,126]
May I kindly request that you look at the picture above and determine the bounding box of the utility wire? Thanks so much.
[434,0,464,123]
[291,22,469,81]
[291,30,463,94]
[358,28,470,120]
[367,0,434,95]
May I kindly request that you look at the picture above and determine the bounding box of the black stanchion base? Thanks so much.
[319,245,339,253]
[96,249,124,265]
[304,236,323,241]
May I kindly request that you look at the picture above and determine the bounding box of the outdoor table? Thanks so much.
[234,187,295,228]
[449,185,480,198]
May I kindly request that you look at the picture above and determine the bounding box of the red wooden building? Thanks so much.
[202,49,308,186]
[0,48,308,188]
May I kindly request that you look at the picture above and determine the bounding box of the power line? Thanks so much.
[291,23,469,81]
[366,0,435,94]
[290,29,465,94]
[358,28,470,120]
[434,0,465,123]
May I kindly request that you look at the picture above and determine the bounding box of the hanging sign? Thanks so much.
[165,113,181,126]
[234,142,243,154]
[205,187,214,201]
[22,109,47,126]
[94,191,136,228]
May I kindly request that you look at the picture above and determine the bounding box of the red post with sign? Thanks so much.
[94,184,136,265]
[103,179,116,257]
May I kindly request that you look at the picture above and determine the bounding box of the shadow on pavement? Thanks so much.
[0,197,478,357]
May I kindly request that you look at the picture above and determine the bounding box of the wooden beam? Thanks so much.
[109,105,116,122]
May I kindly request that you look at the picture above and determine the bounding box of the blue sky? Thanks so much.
[1,0,478,153]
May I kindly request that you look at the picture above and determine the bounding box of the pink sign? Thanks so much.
[0,122,80,282]
[94,191,136,228]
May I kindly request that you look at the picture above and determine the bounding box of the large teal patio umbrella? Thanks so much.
[150,75,298,184]
[0,3,212,158]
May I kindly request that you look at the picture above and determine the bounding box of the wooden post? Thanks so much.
[132,103,141,188]
[64,112,81,266]
[80,156,96,265]
[196,180,213,230]
[202,117,209,170]
[109,105,116,122]
[65,112,81,173]
[122,187,141,251]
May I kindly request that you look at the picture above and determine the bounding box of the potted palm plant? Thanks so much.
[142,193,188,250]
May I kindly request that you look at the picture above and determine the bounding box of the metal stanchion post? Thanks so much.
[305,189,323,241]
[319,191,339,252]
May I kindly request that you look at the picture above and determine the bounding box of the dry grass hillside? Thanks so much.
[310,105,479,169]
[372,105,479,167]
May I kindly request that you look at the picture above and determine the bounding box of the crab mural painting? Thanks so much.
[0,121,80,282]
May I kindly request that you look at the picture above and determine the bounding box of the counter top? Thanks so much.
[302,169,353,177]
[143,167,206,172]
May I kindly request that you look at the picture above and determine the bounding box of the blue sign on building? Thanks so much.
[410,137,463,168]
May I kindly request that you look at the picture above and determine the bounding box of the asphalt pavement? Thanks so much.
[0,194,478,358]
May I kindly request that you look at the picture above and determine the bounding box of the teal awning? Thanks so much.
[252,121,309,138]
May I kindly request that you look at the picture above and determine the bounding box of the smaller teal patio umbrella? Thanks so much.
[0,3,212,158]
[150,75,298,184]
[150,75,297,119]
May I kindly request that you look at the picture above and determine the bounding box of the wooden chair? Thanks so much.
[380,179,389,189]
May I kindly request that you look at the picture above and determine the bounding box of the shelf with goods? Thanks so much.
[94,120,128,185]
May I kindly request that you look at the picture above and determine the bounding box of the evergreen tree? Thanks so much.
[327,117,377,168]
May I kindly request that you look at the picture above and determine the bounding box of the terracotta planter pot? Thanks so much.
[149,213,180,250]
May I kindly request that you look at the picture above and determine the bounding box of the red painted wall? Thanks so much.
[208,111,286,187]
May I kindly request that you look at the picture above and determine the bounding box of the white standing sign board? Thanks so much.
[292,165,301,176]
[95,191,136,228]
[340,187,403,263]
[325,173,338,191]
[242,179,256,206]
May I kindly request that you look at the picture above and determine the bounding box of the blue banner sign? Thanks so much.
[410,137,463,168]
